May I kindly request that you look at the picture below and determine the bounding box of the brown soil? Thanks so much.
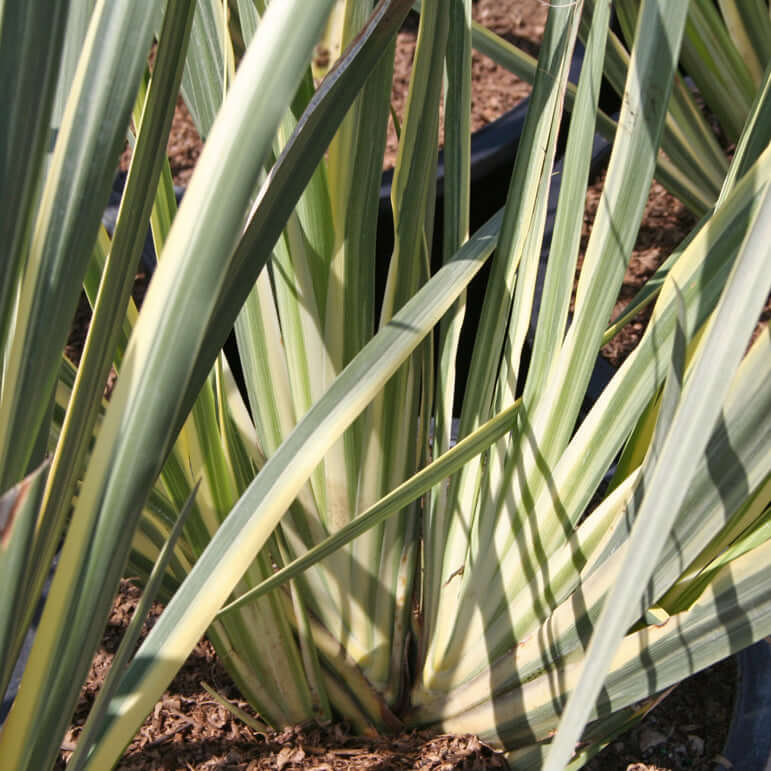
[58,582,509,770]
[60,2,750,768]
[583,173,699,368]
[57,582,734,771]
[159,3,544,177]
[385,4,543,168]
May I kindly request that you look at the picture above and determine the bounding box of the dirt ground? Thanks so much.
[57,582,735,771]
[59,2,752,769]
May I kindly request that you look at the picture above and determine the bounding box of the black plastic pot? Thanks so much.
[716,637,771,771]
[101,170,185,273]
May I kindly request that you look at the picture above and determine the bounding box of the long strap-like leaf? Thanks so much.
[545,180,771,768]
[87,207,502,768]
[0,1,161,494]
[0,3,337,769]
[0,2,69,361]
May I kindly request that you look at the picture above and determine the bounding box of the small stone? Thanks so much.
[639,727,668,752]
[688,734,705,756]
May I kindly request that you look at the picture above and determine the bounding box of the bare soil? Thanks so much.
[58,581,734,770]
[60,2,751,768]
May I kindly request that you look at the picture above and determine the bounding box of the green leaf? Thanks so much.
[525,0,611,402]
[30,0,196,669]
[178,0,226,137]
[433,0,471,458]
[90,206,502,764]
[545,181,771,768]
[0,1,70,381]
[0,1,162,493]
[68,481,201,771]
[177,0,415,434]
[717,0,771,86]
[218,400,520,616]
[680,0,757,142]
[0,2,337,768]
